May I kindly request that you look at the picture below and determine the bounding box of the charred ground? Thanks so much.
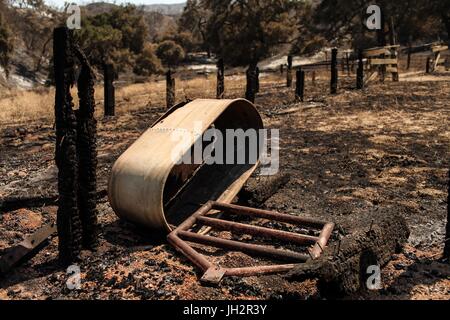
[0,69,449,300]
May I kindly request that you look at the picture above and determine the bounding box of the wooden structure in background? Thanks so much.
[363,45,400,85]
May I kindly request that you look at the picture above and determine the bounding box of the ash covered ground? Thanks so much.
[0,71,449,300]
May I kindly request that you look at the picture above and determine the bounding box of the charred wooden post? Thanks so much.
[239,173,290,207]
[407,43,412,70]
[312,71,316,85]
[444,171,450,260]
[74,47,99,250]
[166,69,175,108]
[245,63,258,103]
[330,48,338,94]
[426,57,432,73]
[255,67,260,93]
[295,68,305,102]
[389,17,399,82]
[103,63,115,117]
[53,27,82,264]
[346,52,351,75]
[216,58,225,99]
[287,55,293,87]
[280,64,284,75]
[357,50,364,89]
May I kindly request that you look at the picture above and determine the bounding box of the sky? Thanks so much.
[44,0,184,9]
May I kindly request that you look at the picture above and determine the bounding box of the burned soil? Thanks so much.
[0,70,449,300]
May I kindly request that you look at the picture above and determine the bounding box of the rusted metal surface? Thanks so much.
[167,201,334,284]
[0,223,57,274]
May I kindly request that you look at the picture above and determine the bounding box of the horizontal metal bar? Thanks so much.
[210,202,327,228]
[309,222,335,260]
[167,234,212,271]
[178,231,309,262]
[197,216,318,245]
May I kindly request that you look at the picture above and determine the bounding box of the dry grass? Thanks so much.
[0,72,288,125]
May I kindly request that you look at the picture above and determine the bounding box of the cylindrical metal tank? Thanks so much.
[108,99,264,233]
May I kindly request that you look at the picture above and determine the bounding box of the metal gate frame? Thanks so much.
[168,201,334,285]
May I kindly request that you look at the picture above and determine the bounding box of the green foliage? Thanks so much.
[202,0,297,66]
[76,5,149,70]
[133,44,163,76]
[178,0,209,51]
[156,40,186,67]
[310,0,449,49]
[159,30,196,53]
[0,12,13,76]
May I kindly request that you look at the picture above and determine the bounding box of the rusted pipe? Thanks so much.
[211,202,327,229]
[196,216,318,245]
[178,231,309,262]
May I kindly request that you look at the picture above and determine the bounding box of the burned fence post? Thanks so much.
[346,52,351,75]
[74,47,99,250]
[295,68,305,102]
[103,63,115,117]
[216,58,225,99]
[245,63,258,103]
[280,64,284,75]
[426,57,432,74]
[330,48,338,94]
[389,17,399,82]
[53,27,82,264]
[255,66,260,93]
[166,69,175,108]
[357,50,364,90]
[287,55,293,87]
[444,171,450,259]
[407,43,412,70]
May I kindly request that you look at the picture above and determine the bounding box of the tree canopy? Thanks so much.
[202,0,298,66]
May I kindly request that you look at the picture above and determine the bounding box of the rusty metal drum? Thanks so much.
[108,99,264,233]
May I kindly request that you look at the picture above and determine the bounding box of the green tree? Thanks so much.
[134,44,163,76]
[308,0,449,49]
[76,5,148,70]
[0,11,13,77]
[202,0,297,67]
[156,40,185,67]
[178,0,209,52]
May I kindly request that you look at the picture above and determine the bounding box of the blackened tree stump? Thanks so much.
[53,27,83,264]
[287,212,410,298]
[75,47,99,250]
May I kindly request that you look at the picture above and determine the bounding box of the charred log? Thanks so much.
[286,212,409,298]
[74,46,99,250]
[53,27,82,265]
